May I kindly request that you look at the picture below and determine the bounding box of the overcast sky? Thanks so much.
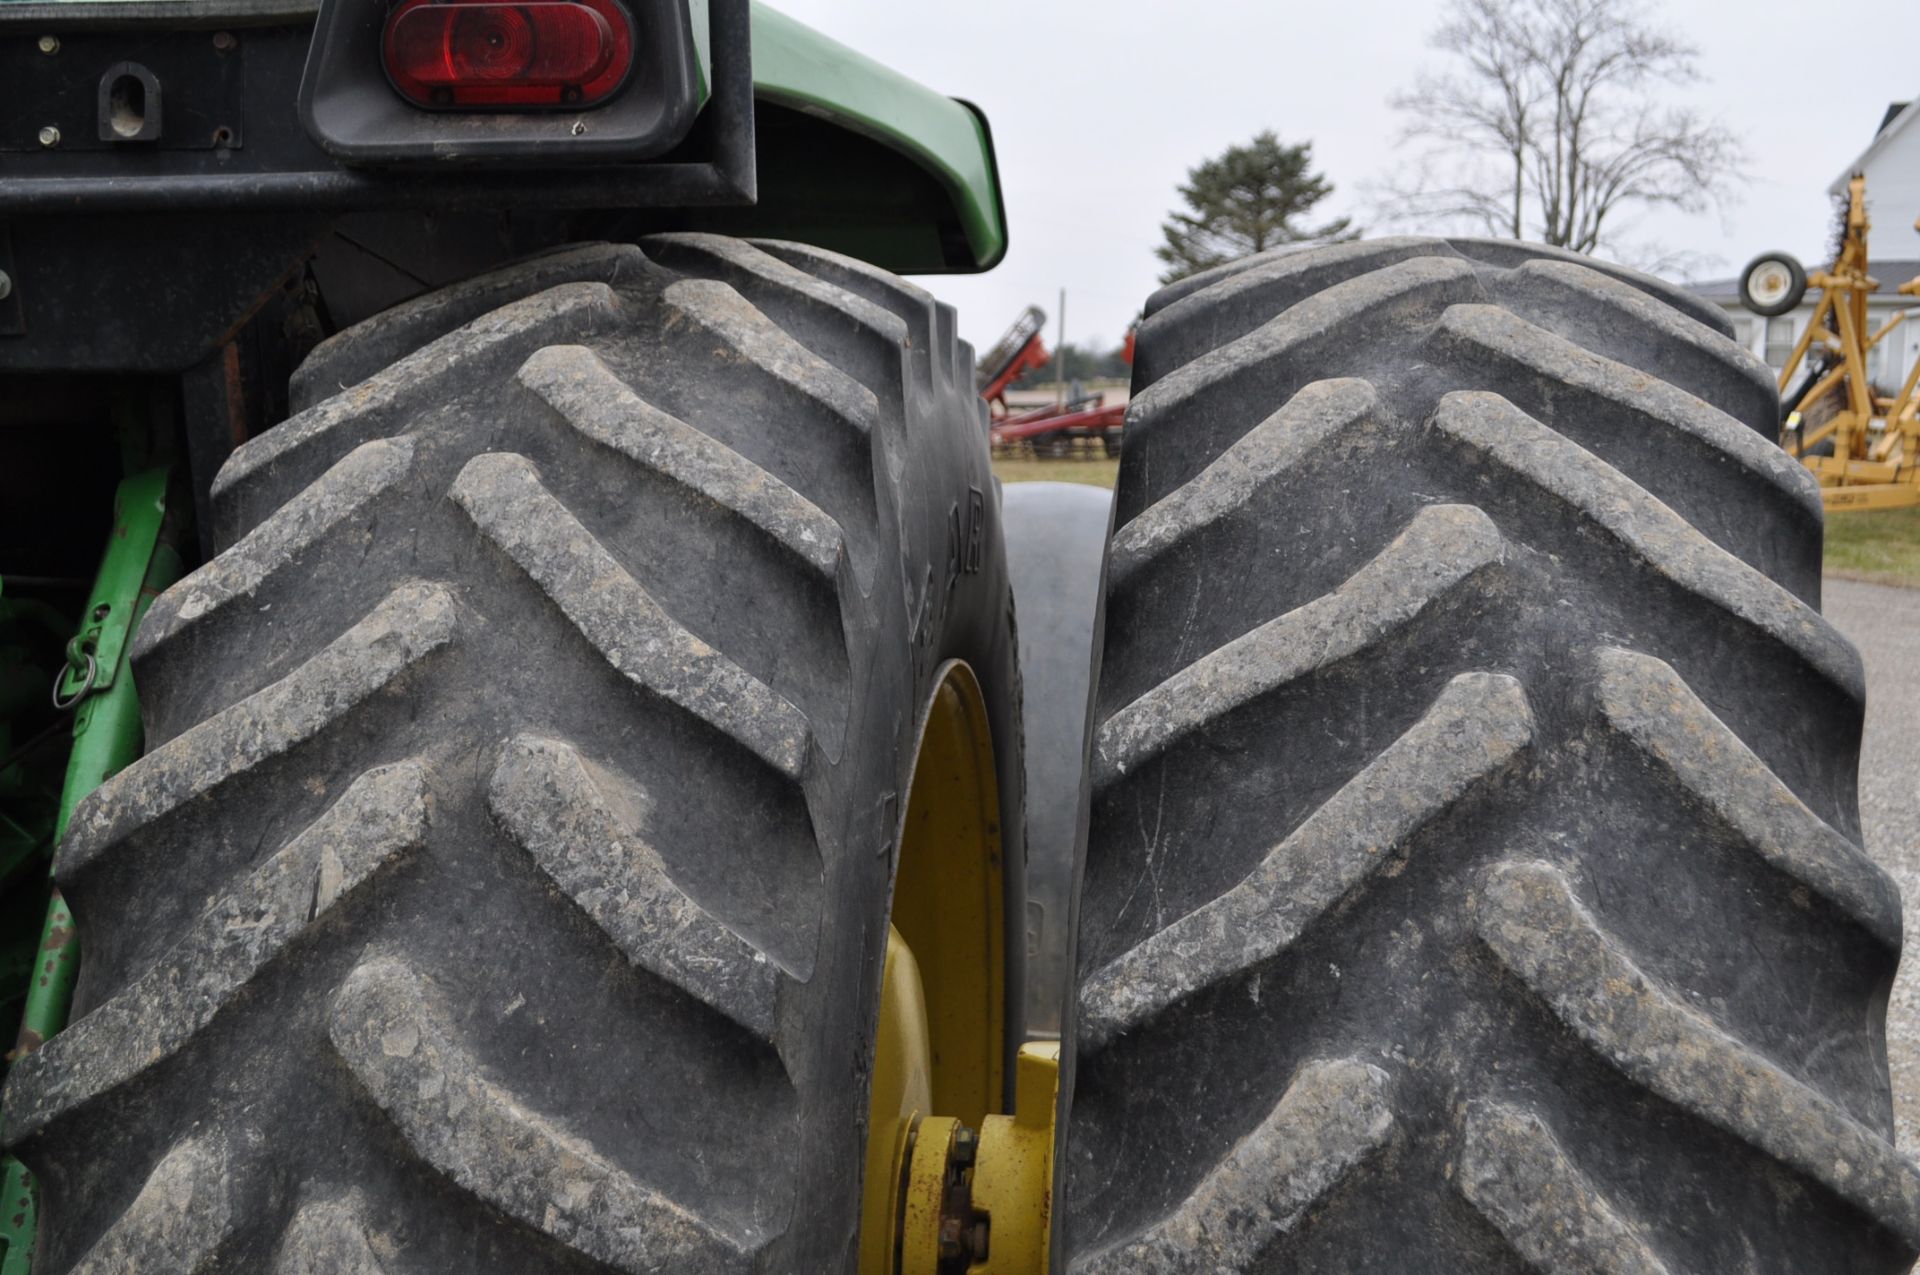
[773,0,1920,354]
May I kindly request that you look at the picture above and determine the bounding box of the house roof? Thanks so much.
[1831,99,1920,195]
[1688,261,1920,306]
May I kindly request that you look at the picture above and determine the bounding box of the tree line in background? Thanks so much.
[1155,0,1742,286]
[1010,341,1133,390]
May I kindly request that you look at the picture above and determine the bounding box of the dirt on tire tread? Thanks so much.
[1066,239,1909,1273]
[6,237,1022,1275]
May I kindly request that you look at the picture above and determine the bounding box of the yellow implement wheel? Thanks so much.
[861,662,1058,1275]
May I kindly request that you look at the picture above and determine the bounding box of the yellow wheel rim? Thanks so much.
[859,660,1057,1274]
[894,662,1007,1124]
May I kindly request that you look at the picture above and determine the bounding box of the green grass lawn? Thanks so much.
[1824,506,1920,588]
[995,456,1920,589]
[991,455,1119,490]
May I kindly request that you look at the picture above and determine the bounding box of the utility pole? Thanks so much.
[1056,287,1067,409]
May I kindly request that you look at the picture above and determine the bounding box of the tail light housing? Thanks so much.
[382,0,636,109]
[300,0,708,162]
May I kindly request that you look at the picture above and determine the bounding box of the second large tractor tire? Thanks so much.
[2,235,1024,1273]
[1064,237,1917,1272]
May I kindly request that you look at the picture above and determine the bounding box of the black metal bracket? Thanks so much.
[0,228,23,337]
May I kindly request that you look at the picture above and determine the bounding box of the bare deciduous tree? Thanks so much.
[1380,0,1742,261]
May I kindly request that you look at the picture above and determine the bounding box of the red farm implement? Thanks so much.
[977,308,1132,457]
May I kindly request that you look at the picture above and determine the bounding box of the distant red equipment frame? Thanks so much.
[977,307,1132,452]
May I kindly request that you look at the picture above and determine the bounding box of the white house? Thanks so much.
[1691,100,1920,393]
[1841,101,1920,266]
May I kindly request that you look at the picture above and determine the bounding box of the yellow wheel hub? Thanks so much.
[860,662,1059,1275]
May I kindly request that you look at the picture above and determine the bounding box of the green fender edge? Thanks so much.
[747,2,1009,272]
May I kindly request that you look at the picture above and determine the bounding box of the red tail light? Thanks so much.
[383,0,635,109]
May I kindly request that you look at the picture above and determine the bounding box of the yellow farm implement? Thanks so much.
[1745,176,1920,511]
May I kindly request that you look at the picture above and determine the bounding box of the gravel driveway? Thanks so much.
[1825,578,1920,1152]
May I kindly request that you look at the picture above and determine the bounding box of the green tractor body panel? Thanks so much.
[748,2,1007,270]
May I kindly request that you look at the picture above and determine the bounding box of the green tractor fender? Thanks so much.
[726,2,1010,272]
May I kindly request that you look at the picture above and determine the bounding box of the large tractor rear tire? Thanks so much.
[3,236,1024,1273]
[1064,238,1918,1272]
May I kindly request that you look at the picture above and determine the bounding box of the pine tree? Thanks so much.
[1155,132,1354,284]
